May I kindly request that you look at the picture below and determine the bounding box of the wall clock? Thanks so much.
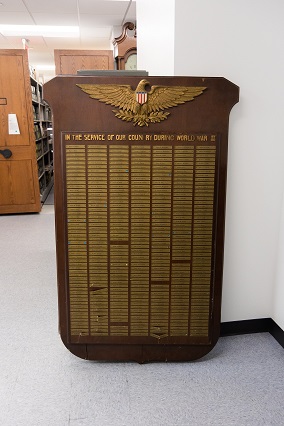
[124,52,137,70]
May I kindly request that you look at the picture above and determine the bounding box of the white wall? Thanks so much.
[136,0,175,75]
[137,0,284,328]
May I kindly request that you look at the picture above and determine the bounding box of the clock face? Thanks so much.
[125,53,137,70]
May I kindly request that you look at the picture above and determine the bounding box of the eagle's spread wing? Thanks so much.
[76,84,136,112]
[147,86,207,112]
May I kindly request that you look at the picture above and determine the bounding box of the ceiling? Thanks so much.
[0,0,136,81]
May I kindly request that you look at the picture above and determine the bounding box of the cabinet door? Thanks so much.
[0,50,41,213]
[54,49,114,75]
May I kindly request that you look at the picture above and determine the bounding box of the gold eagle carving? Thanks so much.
[76,79,206,127]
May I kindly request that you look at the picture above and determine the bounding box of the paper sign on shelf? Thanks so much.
[8,114,20,135]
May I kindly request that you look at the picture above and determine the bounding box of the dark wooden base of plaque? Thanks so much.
[64,342,218,363]
[65,319,284,362]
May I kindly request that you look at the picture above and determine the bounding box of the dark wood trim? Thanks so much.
[220,318,271,335]
[269,320,284,349]
[220,318,284,349]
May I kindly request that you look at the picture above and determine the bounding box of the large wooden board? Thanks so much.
[43,75,239,362]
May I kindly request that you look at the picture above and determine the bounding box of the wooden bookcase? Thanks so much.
[31,76,54,203]
[0,49,53,213]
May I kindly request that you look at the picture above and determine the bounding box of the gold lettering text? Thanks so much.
[116,134,126,140]
[84,134,105,141]
[196,135,208,142]
[153,134,175,141]
[128,135,144,141]
[72,134,82,141]
[176,134,195,141]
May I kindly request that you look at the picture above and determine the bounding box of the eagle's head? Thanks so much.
[136,79,151,92]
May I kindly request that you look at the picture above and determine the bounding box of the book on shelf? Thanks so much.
[31,85,38,102]
[34,123,42,140]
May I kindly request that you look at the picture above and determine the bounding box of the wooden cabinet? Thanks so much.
[0,49,41,214]
[54,49,114,75]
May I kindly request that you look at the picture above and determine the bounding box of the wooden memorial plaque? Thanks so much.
[43,76,239,362]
